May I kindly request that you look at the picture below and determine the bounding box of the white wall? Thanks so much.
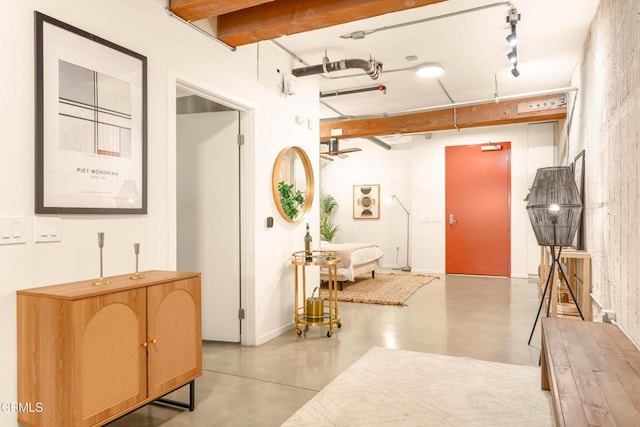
[321,122,554,277]
[320,141,412,267]
[0,0,319,419]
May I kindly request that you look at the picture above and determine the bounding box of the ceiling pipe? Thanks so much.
[292,58,383,80]
[320,86,578,122]
[320,85,387,98]
[365,137,392,150]
[320,100,345,117]
[339,1,514,40]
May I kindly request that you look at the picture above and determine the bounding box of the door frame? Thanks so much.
[168,72,256,346]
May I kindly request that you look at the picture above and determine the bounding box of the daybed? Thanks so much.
[319,242,384,289]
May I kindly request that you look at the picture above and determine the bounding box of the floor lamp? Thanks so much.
[526,166,584,345]
[389,194,411,272]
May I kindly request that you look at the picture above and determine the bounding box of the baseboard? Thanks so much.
[257,321,295,346]
[409,268,445,276]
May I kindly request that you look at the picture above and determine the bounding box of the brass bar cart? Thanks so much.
[292,250,341,337]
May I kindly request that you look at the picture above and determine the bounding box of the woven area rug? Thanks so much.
[282,347,553,427]
[320,272,437,306]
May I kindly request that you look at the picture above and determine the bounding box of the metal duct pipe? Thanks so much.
[320,86,578,122]
[292,58,382,80]
[365,137,391,150]
[320,85,387,98]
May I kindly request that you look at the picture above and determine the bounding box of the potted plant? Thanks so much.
[320,193,340,242]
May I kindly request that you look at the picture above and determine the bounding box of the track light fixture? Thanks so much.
[505,6,521,77]
[506,7,521,26]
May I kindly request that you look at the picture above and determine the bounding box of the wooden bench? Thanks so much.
[541,317,640,426]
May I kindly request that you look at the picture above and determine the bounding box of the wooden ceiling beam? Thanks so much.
[319,93,568,141]
[170,0,276,22]
[216,0,446,47]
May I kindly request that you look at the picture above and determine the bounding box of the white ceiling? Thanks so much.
[275,0,600,120]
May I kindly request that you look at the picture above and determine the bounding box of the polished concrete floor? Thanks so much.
[110,273,544,426]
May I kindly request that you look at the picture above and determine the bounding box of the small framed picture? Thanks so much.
[353,184,380,219]
[573,150,586,249]
[35,12,147,214]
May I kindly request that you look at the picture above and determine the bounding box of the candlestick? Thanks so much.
[92,232,110,286]
[130,242,145,279]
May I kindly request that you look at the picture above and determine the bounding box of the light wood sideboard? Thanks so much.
[17,270,202,426]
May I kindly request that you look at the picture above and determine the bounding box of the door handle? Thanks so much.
[449,214,457,225]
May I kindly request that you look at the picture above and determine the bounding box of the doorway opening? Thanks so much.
[174,80,250,343]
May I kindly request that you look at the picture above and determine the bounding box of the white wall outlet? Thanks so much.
[602,309,616,324]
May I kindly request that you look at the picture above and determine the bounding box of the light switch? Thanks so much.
[0,217,26,245]
[35,217,62,243]
[12,221,22,238]
[1,222,10,239]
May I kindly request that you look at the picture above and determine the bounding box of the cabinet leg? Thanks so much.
[154,380,196,411]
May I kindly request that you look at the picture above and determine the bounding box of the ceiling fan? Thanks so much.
[320,138,362,160]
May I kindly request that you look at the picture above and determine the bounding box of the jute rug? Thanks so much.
[282,347,553,426]
[320,272,437,306]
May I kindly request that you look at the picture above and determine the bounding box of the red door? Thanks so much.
[445,143,511,276]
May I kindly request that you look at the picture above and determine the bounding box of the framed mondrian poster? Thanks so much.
[35,12,147,214]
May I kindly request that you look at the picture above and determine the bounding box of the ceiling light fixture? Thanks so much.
[506,32,517,47]
[511,67,520,77]
[416,63,444,78]
[507,51,518,64]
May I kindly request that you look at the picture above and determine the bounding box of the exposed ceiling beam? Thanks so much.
[216,0,447,47]
[169,0,276,22]
[319,93,568,141]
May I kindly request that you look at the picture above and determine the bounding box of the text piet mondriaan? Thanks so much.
[77,167,118,176]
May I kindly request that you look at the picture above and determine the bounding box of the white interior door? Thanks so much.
[177,111,240,342]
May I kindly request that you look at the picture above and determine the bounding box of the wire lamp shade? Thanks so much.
[526,166,583,246]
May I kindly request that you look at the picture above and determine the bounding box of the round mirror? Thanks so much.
[272,146,314,223]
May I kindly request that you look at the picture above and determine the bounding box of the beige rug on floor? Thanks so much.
[282,347,553,427]
[320,272,437,306]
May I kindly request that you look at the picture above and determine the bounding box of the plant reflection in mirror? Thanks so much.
[278,181,305,219]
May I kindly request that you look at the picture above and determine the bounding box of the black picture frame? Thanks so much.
[35,12,147,214]
[573,150,585,249]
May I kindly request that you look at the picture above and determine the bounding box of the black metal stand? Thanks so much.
[105,381,196,425]
[154,380,196,411]
[528,244,585,345]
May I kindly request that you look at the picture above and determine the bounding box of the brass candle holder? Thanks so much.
[129,243,145,280]
[92,232,111,286]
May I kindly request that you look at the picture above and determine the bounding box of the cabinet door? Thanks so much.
[146,277,202,397]
[73,288,147,426]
